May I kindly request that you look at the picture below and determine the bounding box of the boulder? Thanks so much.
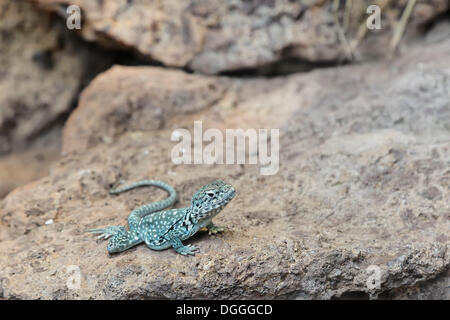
[0,22,449,299]
[0,0,114,197]
[30,0,449,74]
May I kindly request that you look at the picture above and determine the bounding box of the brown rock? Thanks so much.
[30,0,449,74]
[0,125,61,199]
[62,66,228,154]
[0,0,121,198]
[0,22,449,299]
[0,0,113,155]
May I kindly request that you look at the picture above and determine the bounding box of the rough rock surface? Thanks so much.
[62,67,227,154]
[31,0,449,74]
[0,0,113,155]
[0,23,449,299]
[0,125,61,199]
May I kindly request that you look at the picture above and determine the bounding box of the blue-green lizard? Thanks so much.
[86,179,235,255]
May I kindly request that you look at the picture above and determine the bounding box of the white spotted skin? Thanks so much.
[138,208,187,249]
[88,179,235,255]
[140,207,215,250]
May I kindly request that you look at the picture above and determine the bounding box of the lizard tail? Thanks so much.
[110,180,176,197]
[109,179,178,230]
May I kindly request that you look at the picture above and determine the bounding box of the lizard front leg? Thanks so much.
[205,222,227,235]
[169,237,199,256]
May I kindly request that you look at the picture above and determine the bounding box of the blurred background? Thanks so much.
[0,0,449,299]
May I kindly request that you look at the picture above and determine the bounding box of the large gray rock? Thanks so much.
[31,0,449,74]
[0,125,61,199]
[0,0,109,154]
[0,22,449,299]
[0,0,115,197]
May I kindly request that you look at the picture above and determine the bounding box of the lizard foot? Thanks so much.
[207,224,227,235]
[85,226,126,240]
[175,244,200,256]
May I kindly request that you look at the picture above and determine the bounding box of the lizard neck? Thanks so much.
[182,207,196,226]
[187,205,224,225]
[184,207,197,224]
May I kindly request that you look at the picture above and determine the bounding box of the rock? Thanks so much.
[62,66,228,154]
[380,268,450,299]
[0,0,124,199]
[0,125,61,199]
[0,22,449,299]
[30,0,449,74]
[0,0,113,155]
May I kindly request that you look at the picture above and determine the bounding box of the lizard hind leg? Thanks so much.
[86,226,126,240]
[86,226,142,253]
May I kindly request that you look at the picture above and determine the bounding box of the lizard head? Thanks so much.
[190,179,235,221]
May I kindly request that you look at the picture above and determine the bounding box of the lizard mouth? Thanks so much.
[219,188,236,206]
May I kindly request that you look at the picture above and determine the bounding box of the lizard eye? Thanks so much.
[207,192,215,197]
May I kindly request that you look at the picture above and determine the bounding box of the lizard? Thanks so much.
[86,179,235,256]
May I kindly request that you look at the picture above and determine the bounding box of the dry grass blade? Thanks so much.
[389,0,417,54]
